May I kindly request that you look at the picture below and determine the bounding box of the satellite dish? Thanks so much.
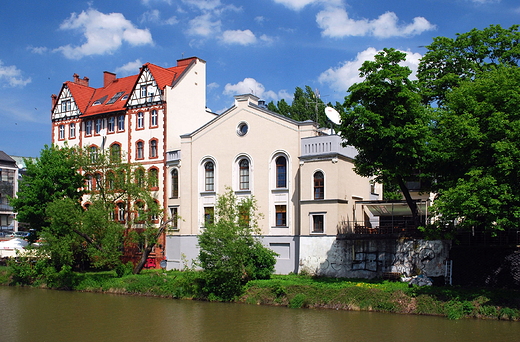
[325,107,341,125]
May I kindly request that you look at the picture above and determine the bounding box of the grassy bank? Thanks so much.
[1,266,519,320]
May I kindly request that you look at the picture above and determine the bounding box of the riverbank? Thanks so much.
[1,266,519,320]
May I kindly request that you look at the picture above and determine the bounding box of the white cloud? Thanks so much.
[141,9,179,25]
[0,61,31,87]
[221,29,257,45]
[274,0,341,11]
[318,47,422,93]
[56,9,153,59]
[28,46,48,54]
[208,82,219,90]
[187,13,221,36]
[182,0,222,11]
[316,7,435,38]
[115,59,143,75]
[223,77,288,102]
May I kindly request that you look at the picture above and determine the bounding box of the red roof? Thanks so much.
[63,57,199,118]
[82,74,138,117]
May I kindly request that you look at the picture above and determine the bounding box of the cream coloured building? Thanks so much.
[165,94,381,274]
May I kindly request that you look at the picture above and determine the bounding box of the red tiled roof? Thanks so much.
[65,57,199,118]
[82,74,138,117]
[66,82,95,114]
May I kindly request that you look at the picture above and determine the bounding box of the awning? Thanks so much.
[356,201,428,217]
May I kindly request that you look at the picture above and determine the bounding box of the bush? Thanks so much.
[198,189,277,301]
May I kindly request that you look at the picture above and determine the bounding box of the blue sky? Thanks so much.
[1,0,519,157]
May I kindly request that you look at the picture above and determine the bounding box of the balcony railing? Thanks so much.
[301,135,357,159]
[166,150,181,163]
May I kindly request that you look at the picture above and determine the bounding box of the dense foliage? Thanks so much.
[198,189,277,300]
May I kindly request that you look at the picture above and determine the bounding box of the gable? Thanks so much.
[127,67,162,107]
[52,85,82,120]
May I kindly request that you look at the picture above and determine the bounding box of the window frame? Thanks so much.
[136,140,144,160]
[275,205,287,227]
[171,168,179,198]
[204,161,215,192]
[117,115,125,132]
[148,167,159,190]
[150,110,158,128]
[107,116,115,133]
[313,171,324,200]
[69,123,76,139]
[311,214,325,234]
[58,124,65,140]
[85,120,92,136]
[149,139,158,159]
[275,156,287,188]
[239,158,250,190]
[137,112,144,130]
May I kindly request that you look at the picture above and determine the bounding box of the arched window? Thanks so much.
[136,141,144,160]
[171,169,179,198]
[116,202,126,222]
[204,161,215,192]
[135,168,145,188]
[239,159,249,190]
[106,171,115,190]
[150,139,158,158]
[94,172,102,191]
[110,143,121,163]
[276,156,287,188]
[148,168,159,189]
[85,174,93,192]
[314,171,324,200]
[135,200,145,223]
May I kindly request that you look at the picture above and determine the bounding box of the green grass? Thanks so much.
[1,266,519,320]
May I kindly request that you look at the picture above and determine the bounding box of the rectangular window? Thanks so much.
[85,120,92,136]
[151,110,158,127]
[117,115,125,131]
[204,207,214,227]
[170,207,178,230]
[95,118,102,134]
[312,215,324,233]
[275,205,287,227]
[69,123,76,138]
[150,140,158,158]
[141,85,147,98]
[137,112,144,129]
[107,117,115,133]
[61,100,71,112]
[59,125,65,140]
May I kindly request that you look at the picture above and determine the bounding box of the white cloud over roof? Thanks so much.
[55,9,153,59]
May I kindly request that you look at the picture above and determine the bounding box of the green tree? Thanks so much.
[417,24,520,105]
[430,66,520,232]
[10,145,84,233]
[341,48,431,226]
[198,188,277,301]
[268,85,341,128]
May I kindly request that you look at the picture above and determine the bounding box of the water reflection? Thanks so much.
[1,286,519,342]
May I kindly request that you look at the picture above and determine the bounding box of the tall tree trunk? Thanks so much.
[396,176,420,228]
[133,218,174,274]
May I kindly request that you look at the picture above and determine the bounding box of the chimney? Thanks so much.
[51,94,57,109]
[104,71,116,87]
[72,73,90,87]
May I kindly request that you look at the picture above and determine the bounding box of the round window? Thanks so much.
[237,122,248,136]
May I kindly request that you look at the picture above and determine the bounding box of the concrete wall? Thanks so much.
[299,236,451,279]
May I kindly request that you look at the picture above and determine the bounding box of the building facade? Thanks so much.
[51,57,215,266]
[0,151,18,233]
[165,94,381,274]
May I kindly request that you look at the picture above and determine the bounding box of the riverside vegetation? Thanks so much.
[1,266,519,321]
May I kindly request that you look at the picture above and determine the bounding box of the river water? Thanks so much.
[1,286,519,342]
